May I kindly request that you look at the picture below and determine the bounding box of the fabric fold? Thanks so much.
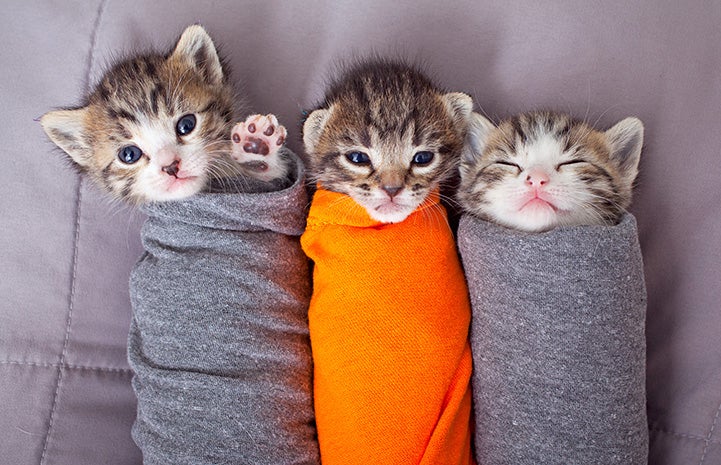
[301,188,475,465]
[128,150,320,465]
[458,213,648,465]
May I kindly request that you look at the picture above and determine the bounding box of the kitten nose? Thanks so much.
[162,159,180,177]
[382,186,403,198]
[526,168,549,187]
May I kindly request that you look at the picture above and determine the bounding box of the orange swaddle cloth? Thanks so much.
[301,188,475,465]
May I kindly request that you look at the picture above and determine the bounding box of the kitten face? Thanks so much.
[41,25,236,204]
[303,61,472,223]
[458,111,643,232]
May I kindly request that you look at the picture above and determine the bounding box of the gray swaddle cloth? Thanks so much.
[128,150,320,465]
[458,213,648,465]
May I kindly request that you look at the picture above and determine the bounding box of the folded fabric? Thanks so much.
[300,188,475,465]
[458,213,648,465]
[128,150,320,465]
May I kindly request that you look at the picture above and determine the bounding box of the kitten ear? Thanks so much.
[441,92,474,127]
[170,25,224,86]
[303,107,334,154]
[460,112,496,181]
[605,117,644,186]
[40,108,93,167]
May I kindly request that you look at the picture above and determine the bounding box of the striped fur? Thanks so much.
[41,25,243,204]
[458,111,643,232]
[303,60,473,223]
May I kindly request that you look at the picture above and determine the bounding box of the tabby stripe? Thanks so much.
[102,161,114,177]
[149,85,161,115]
[511,116,527,143]
[108,107,138,124]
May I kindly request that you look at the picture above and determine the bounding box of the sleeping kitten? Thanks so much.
[40,25,288,204]
[303,59,472,223]
[458,111,643,232]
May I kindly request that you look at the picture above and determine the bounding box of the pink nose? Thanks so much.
[526,168,550,187]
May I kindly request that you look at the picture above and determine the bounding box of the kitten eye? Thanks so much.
[412,151,434,166]
[495,160,522,171]
[345,151,371,165]
[176,114,197,136]
[557,159,586,169]
[118,145,143,164]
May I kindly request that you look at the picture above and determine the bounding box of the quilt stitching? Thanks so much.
[38,2,108,463]
[700,398,721,464]
[0,360,132,374]
[38,177,84,465]
[650,426,721,446]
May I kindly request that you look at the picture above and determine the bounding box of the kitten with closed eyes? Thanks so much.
[40,25,289,204]
[458,110,643,232]
[456,110,649,465]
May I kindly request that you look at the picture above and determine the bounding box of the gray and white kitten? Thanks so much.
[303,60,473,223]
[40,25,288,204]
[458,111,643,232]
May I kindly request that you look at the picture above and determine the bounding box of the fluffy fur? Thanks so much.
[458,111,643,232]
[40,25,287,204]
[303,59,473,223]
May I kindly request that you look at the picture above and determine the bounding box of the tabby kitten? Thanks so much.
[40,25,288,204]
[302,60,473,223]
[458,111,643,232]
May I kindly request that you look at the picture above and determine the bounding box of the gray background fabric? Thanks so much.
[128,153,318,465]
[458,213,648,465]
[1,1,719,464]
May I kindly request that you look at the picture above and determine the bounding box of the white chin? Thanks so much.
[498,211,559,232]
[148,177,206,202]
[365,202,416,224]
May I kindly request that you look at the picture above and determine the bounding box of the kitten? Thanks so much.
[300,60,476,463]
[302,59,473,223]
[458,111,643,232]
[40,25,288,204]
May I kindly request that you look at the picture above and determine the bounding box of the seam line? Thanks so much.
[650,426,721,446]
[38,2,108,464]
[700,399,721,464]
[0,360,132,374]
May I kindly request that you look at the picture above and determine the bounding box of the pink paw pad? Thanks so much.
[231,114,286,166]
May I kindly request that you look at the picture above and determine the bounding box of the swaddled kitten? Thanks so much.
[300,59,476,463]
[40,25,288,204]
[303,59,473,223]
[458,111,643,232]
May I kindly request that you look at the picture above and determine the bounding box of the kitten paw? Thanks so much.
[231,114,288,182]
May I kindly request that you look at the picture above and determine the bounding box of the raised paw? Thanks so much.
[230,114,289,182]
[232,113,285,156]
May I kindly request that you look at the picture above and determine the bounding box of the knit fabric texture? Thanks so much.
[300,188,475,465]
[458,213,648,465]
[128,150,320,465]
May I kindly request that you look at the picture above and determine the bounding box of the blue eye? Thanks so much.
[118,145,143,164]
[176,114,196,136]
[412,151,434,165]
[345,151,371,165]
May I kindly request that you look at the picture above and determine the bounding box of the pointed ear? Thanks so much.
[40,108,93,167]
[441,92,473,127]
[462,111,495,161]
[170,25,224,86]
[303,107,334,154]
[605,117,644,186]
